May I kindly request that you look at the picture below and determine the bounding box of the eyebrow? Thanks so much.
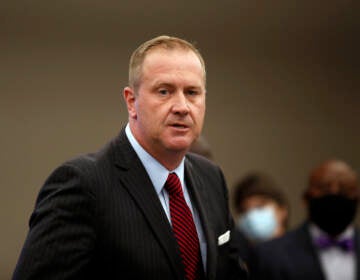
[152,82,203,90]
[153,82,174,88]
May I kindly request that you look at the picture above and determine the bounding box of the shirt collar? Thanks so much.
[309,222,355,241]
[125,123,185,194]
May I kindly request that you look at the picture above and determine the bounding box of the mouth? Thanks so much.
[172,124,188,129]
[169,122,190,130]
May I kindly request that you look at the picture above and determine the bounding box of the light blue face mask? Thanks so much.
[237,206,277,242]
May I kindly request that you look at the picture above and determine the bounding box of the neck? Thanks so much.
[274,227,286,238]
[153,150,186,171]
[129,122,187,171]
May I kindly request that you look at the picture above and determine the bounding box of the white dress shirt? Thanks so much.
[309,223,355,280]
[125,124,207,269]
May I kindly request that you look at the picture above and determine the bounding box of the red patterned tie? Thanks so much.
[165,173,203,280]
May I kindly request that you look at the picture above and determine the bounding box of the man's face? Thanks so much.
[304,160,359,236]
[125,48,206,160]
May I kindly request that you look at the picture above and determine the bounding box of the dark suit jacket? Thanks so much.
[13,128,245,280]
[233,228,255,272]
[250,222,360,280]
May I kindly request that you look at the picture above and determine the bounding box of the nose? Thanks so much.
[171,92,189,115]
[328,181,340,194]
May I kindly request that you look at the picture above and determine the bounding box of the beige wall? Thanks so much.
[1,1,359,279]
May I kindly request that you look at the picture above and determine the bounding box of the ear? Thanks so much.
[278,206,288,225]
[275,206,289,234]
[123,86,137,119]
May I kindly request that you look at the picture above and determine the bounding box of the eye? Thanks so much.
[158,89,169,95]
[186,89,199,96]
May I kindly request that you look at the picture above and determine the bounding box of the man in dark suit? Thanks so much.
[13,35,246,279]
[250,159,360,280]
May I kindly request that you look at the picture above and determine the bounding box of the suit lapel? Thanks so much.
[112,130,184,279]
[185,158,217,280]
[296,223,326,280]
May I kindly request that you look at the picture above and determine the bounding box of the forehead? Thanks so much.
[141,48,205,83]
[241,195,279,212]
[308,161,359,194]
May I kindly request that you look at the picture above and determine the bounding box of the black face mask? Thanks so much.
[308,194,358,236]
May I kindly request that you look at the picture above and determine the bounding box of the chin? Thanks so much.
[165,139,192,152]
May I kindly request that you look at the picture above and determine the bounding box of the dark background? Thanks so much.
[1,1,359,278]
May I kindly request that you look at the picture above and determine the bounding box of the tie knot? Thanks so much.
[164,173,182,196]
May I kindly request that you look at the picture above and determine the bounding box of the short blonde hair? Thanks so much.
[128,35,206,90]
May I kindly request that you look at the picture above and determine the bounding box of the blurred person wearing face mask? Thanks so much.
[251,159,360,280]
[232,172,289,265]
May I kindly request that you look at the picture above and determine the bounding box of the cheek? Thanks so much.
[136,99,154,119]
[196,107,206,124]
[192,100,206,118]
